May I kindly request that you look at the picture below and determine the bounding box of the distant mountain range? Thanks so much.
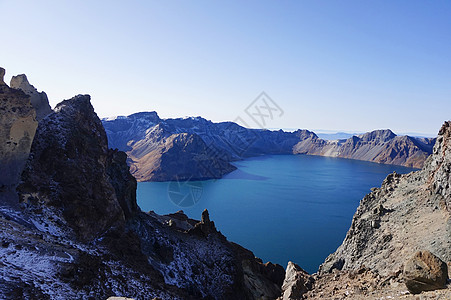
[102,112,436,182]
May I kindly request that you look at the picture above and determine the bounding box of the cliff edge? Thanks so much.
[319,122,451,276]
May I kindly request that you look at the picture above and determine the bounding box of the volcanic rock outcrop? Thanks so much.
[17,95,127,240]
[0,68,38,188]
[278,262,313,300]
[319,122,451,277]
[103,113,435,181]
[10,74,52,121]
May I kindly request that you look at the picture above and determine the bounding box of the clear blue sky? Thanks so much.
[1,0,450,135]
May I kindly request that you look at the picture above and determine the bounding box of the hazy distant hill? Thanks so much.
[316,132,359,140]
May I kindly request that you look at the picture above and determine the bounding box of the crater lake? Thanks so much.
[137,154,416,273]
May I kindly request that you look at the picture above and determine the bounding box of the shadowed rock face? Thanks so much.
[0,67,5,85]
[10,74,52,121]
[18,95,126,240]
[106,149,139,218]
[319,121,451,278]
[0,69,37,188]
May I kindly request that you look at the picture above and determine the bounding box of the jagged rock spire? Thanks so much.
[10,74,52,121]
[201,209,210,224]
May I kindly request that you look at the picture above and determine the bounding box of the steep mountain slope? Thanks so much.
[0,80,284,299]
[103,113,435,181]
[319,122,451,276]
[125,124,237,181]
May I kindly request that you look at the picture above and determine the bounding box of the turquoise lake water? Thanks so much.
[137,154,416,273]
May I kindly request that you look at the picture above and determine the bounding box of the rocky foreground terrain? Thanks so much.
[0,66,449,299]
[0,68,283,299]
[103,113,435,182]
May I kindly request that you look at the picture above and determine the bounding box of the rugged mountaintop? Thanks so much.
[103,113,435,182]
[0,72,283,299]
[10,74,52,121]
[0,68,38,189]
[17,95,127,241]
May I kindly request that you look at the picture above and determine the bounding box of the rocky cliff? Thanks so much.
[0,73,284,299]
[319,122,451,276]
[0,68,38,189]
[10,74,52,121]
[17,95,127,241]
[103,113,435,182]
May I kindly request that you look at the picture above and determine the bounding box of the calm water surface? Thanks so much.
[137,154,415,273]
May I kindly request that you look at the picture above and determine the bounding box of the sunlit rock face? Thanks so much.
[0,67,38,188]
[10,74,52,121]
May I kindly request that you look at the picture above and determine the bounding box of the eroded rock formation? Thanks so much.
[17,95,126,240]
[0,67,38,188]
[10,74,52,121]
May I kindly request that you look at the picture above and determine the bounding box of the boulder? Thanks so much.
[403,250,448,294]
